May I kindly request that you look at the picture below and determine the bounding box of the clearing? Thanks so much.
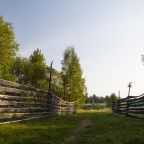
[0,109,144,144]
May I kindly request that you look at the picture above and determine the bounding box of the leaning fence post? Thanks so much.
[48,61,53,94]
[47,61,53,115]
[47,92,53,115]
[74,101,76,113]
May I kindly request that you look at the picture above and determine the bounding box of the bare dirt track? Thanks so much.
[62,119,91,144]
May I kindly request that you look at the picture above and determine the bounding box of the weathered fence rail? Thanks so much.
[112,94,144,118]
[0,79,76,121]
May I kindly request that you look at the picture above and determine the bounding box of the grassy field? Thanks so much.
[0,109,144,144]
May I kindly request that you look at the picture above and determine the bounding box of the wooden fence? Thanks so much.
[112,94,144,118]
[0,79,76,121]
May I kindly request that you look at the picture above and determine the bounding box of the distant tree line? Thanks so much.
[85,93,120,108]
[0,16,87,107]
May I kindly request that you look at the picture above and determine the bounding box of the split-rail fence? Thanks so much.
[112,94,144,118]
[0,79,76,122]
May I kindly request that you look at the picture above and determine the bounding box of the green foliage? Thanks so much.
[84,93,119,108]
[61,47,86,105]
[105,93,118,108]
[85,95,105,104]
[51,69,63,98]
[13,56,29,83]
[81,103,107,110]
[13,49,65,93]
[0,16,87,103]
[0,16,19,80]
[26,49,48,90]
[13,49,48,90]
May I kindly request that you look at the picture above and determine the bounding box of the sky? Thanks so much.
[1,0,144,97]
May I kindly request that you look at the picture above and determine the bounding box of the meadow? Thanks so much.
[0,109,144,144]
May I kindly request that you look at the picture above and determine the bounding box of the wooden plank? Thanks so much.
[0,87,48,99]
[129,107,144,110]
[0,112,50,119]
[0,79,28,89]
[0,95,47,103]
[0,114,50,125]
[118,97,128,102]
[0,100,49,107]
[129,99,144,105]
[0,113,31,119]
[129,103,144,107]
[0,79,48,94]
[129,110,144,114]
[0,86,32,95]
[0,108,48,113]
[129,97,144,102]
[118,103,127,106]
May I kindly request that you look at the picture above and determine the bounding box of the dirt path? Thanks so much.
[61,119,91,144]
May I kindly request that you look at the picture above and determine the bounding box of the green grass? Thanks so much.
[0,109,144,144]
[0,114,82,144]
[74,110,144,144]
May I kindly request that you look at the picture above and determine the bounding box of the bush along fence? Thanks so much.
[0,79,76,122]
[112,94,144,118]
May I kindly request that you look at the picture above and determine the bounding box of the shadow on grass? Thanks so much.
[0,110,144,144]
[0,115,82,144]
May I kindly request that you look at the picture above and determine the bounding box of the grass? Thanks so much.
[0,114,82,144]
[74,110,144,144]
[0,109,144,144]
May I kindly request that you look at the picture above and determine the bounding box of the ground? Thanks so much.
[0,109,144,144]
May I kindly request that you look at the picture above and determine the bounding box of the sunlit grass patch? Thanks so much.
[0,109,144,144]
[77,108,111,113]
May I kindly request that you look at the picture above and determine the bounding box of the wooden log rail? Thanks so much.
[0,79,76,121]
[112,94,144,118]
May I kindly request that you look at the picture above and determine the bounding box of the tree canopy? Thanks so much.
[1,16,88,104]
[13,49,48,90]
[0,16,19,80]
[85,93,119,108]
[61,47,86,106]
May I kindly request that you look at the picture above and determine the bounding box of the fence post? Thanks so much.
[112,101,115,114]
[112,100,116,114]
[126,82,132,117]
[74,102,76,113]
[47,92,52,115]
[126,96,129,117]
[48,61,53,94]
[117,100,119,116]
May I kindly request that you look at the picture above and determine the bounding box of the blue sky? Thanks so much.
[1,0,144,97]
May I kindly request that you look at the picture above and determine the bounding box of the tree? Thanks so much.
[0,16,19,80]
[13,56,29,83]
[105,93,117,108]
[51,69,63,98]
[28,49,47,90]
[13,49,48,90]
[61,47,86,106]
[105,95,110,107]
[110,93,117,102]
